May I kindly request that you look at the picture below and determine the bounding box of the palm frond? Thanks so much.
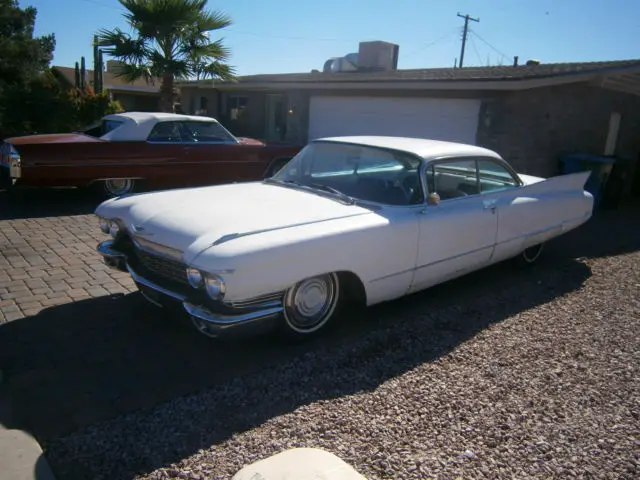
[97,0,235,97]
[113,62,154,83]
[197,61,236,82]
[182,38,231,62]
[95,28,149,64]
[120,0,211,40]
[196,10,233,32]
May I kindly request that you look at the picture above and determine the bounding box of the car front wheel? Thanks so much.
[281,273,340,338]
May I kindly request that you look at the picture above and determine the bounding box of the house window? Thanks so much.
[200,96,208,114]
[228,96,248,120]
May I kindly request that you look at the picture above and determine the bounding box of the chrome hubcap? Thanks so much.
[104,178,134,196]
[523,243,544,263]
[284,273,339,333]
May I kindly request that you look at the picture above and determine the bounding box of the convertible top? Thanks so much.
[101,112,222,142]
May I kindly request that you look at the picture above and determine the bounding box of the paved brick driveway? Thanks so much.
[0,187,638,448]
[0,191,136,322]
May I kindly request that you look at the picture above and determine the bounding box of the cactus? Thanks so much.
[93,35,104,93]
[74,62,80,88]
[98,51,104,93]
[80,56,86,90]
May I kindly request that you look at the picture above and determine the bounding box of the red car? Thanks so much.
[0,112,301,197]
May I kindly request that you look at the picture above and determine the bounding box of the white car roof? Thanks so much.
[315,136,503,161]
[100,112,220,141]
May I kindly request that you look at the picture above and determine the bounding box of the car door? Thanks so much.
[181,121,268,185]
[409,157,499,293]
[137,120,192,188]
[480,159,593,263]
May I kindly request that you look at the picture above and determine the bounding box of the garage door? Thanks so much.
[308,96,481,145]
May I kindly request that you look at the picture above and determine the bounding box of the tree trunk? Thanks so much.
[160,73,174,112]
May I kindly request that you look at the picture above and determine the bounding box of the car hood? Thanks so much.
[5,133,103,145]
[96,182,373,264]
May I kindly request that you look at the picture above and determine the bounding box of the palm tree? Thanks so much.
[96,0,235,112]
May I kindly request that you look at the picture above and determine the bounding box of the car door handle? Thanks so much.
[483,200,497,213]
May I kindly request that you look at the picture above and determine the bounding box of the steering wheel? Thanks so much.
[400,176,422,204]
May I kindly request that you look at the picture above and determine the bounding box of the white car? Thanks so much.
[95,136,593,339]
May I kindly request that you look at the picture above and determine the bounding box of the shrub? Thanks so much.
[0,69,123,138]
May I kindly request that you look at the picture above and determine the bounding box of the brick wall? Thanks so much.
[476,83,640,178]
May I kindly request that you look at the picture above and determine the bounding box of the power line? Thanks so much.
[469,29,509,61]
[402,29,459,60]
[469,35,483,66]
[226,29,358,43]
[456,12,479,68]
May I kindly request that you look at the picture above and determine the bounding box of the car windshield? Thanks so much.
[271,141,424,205]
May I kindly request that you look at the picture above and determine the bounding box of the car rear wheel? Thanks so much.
[103,178,136,197]
[520,243,544,264]
[281,273,340,338]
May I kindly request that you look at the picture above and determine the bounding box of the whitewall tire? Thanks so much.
[282,273,340,337]
[103,178,136,197]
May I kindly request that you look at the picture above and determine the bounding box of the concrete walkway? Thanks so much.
[0,369,56,480]
[233,448,366,480]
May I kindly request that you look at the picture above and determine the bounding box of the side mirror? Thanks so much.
[427,192,441,206]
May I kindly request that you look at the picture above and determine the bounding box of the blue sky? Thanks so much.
[28,0,640,76]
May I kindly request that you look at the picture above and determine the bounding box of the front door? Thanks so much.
[410,158,498,293]
[265,94,286,141]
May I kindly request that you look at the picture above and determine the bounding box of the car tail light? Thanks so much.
[6,143,21,179]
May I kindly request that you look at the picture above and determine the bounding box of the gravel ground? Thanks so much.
[43,219,640,480]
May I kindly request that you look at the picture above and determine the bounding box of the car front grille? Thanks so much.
[134,247,188,286]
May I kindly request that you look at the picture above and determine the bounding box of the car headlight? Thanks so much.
[204,274,226,300]
[186,267,204,288]
[98,217,110,234]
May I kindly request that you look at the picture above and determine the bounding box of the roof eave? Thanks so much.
[177,63,640,93]
[105,84,161,94]
[186,72,601,92]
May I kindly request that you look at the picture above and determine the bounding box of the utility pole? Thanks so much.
[457,12,479,68]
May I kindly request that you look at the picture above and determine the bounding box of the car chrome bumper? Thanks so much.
[97,240,128,271]
[96,239,283,338]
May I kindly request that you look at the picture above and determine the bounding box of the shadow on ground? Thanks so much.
[0,198,638,479]
[0,188,99,220]
[547,198,640,259]
[0,253,593,478]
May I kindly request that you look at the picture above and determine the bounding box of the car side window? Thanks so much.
[147,121,183,143]
[427,159,479,200]
[180,121,236,143]
[477,159,519,192]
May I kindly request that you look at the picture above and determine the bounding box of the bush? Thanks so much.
[0,69,123,138]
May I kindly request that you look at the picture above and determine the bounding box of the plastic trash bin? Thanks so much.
[559,153,616,210]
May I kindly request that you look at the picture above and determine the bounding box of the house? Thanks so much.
[52,60,161,112]
[177,41,640,184]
